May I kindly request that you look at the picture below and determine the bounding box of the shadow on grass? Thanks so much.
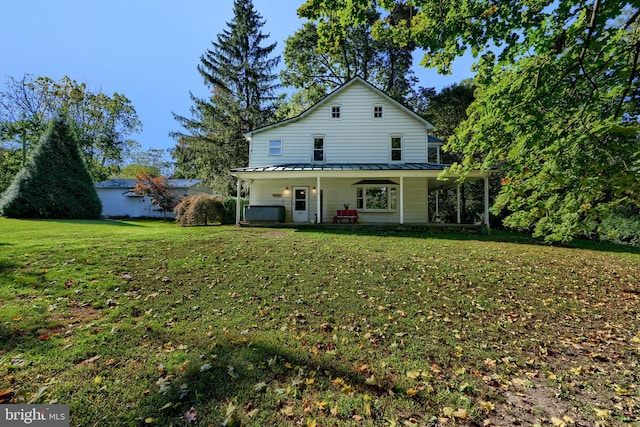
[132,338,393,426]
[0,259,18,272]
[291,225,640,255]
[18,218,146,226]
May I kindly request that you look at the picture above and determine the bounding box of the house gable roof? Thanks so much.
[245,77,434,137]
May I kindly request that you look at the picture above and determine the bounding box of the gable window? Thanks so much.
[356,185,397,211]
[313,136,324,162]
[268,139,282,156]
[331,105,341,119]
[373,105,383,119]
[390,135,402,162]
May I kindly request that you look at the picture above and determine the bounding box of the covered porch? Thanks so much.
[231,163,493,227]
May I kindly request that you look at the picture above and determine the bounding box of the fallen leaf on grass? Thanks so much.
[406,370,421,379]
[593,408,610,419]
[453,408,468,419]
[332,377,345,387]
[0,389,14,404]
[185,407,197,423]
[280,405,294,417]
[479,400,495,412]
[79,355,101,365]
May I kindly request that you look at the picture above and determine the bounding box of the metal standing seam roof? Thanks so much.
[230,163,449,173]
[95,179,203,188]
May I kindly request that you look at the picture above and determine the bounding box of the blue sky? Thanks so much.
[1,0,474,155]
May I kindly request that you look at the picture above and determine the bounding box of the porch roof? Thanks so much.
[230,163,448,173]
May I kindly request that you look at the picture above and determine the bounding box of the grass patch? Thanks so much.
[1,218,639,426]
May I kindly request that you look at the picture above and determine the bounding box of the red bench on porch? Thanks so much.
[332,209,359,224]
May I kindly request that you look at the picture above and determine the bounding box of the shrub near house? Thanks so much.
[174,194,225,226]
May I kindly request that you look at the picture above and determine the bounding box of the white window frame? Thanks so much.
[390,134,403,162]
[356,186,398,212]
[428,146,441,164]
[312,135,325,163]
[373,105,383,119]
[268,139,282,156]
[330,105,341,119]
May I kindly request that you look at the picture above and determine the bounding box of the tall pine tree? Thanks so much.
[172,0,280,194]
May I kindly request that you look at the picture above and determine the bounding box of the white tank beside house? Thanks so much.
[95,179,212,218]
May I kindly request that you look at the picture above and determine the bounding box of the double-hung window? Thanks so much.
[373,105,383,119]
[330,105,341,119]
[313,136,324,162]
[390,135,402,162]
[268,139,282,156]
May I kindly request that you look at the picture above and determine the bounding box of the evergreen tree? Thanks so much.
[172,0,280,194]
[0,118,102,219]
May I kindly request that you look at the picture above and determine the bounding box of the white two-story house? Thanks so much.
[231,77,491,225]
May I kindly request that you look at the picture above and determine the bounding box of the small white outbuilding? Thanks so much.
[95,179,211,218]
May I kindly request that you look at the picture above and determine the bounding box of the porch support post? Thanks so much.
[235,178,242,225]
[425,178,429,223]
[456,184,461,224]
[484,174,490,226]
[316,176,321,223]
[435,191,440,221]
[399,176,404,225]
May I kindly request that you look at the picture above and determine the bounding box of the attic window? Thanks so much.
[373,105,383,118]
[331,105,341,119]
[269,139,282,156]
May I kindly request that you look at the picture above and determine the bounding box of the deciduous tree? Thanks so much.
[281,1,417,108]
[300,0,640,243]
[0,74,142,183]
[132,172,178,220]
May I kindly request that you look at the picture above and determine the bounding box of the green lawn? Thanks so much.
[1,218,639,426]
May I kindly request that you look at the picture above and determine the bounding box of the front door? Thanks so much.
[292,186,308,222]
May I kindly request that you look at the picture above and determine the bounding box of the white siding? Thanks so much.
[97,189,165,218]
[249,83,428,167]
[98,187,199,218]
[248,177,428,224]
[250,180,319,223]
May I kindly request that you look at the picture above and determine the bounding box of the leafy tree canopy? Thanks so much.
[120,148,173,178]
[0,74,142,183]
[119,164,161,179]
[282,2,417,109]
[300,0,640,243]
